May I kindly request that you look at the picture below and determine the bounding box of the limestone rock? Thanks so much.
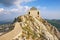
[14,14,60,40]
[0,7,60,40]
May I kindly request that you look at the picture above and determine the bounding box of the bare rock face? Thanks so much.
[14,14,60,40]
[13,7,60,40]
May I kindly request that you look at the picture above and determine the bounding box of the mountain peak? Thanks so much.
[0,7,60,40]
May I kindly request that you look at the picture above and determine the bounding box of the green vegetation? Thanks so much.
[0,24,14,32]
[46,19,60,31]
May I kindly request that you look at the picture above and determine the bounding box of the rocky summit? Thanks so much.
[0,7,60,40]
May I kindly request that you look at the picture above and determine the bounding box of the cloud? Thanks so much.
[0,0,34,15]
[0,0,60,19]
[36,6,60,19]
[0,4,32,21]
[0,0,15,6]
[0,0,35,7]
[0,8,4,12]
[42,9,60,19]
[0,0,36,21]
[0,6,60,19]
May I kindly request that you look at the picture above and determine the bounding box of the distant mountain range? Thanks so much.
[0,19,13,24]
[0,19,60,31]
[46,19,60,31]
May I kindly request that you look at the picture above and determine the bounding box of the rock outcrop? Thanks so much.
[13,14,60,40]
[0,7,60,40]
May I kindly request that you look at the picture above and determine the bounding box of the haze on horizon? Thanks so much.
[0,0,60,21]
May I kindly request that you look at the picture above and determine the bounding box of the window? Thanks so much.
[38,12,39,15]
[29,12,30,14]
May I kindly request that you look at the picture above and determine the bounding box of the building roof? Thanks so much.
[30,7,37,10]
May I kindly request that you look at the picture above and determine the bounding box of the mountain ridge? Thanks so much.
[0,7,60,40]
[12,14,60,40]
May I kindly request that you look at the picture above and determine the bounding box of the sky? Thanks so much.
[0,0,60,21]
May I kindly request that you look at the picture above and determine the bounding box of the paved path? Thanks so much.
[0,22,22,40]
